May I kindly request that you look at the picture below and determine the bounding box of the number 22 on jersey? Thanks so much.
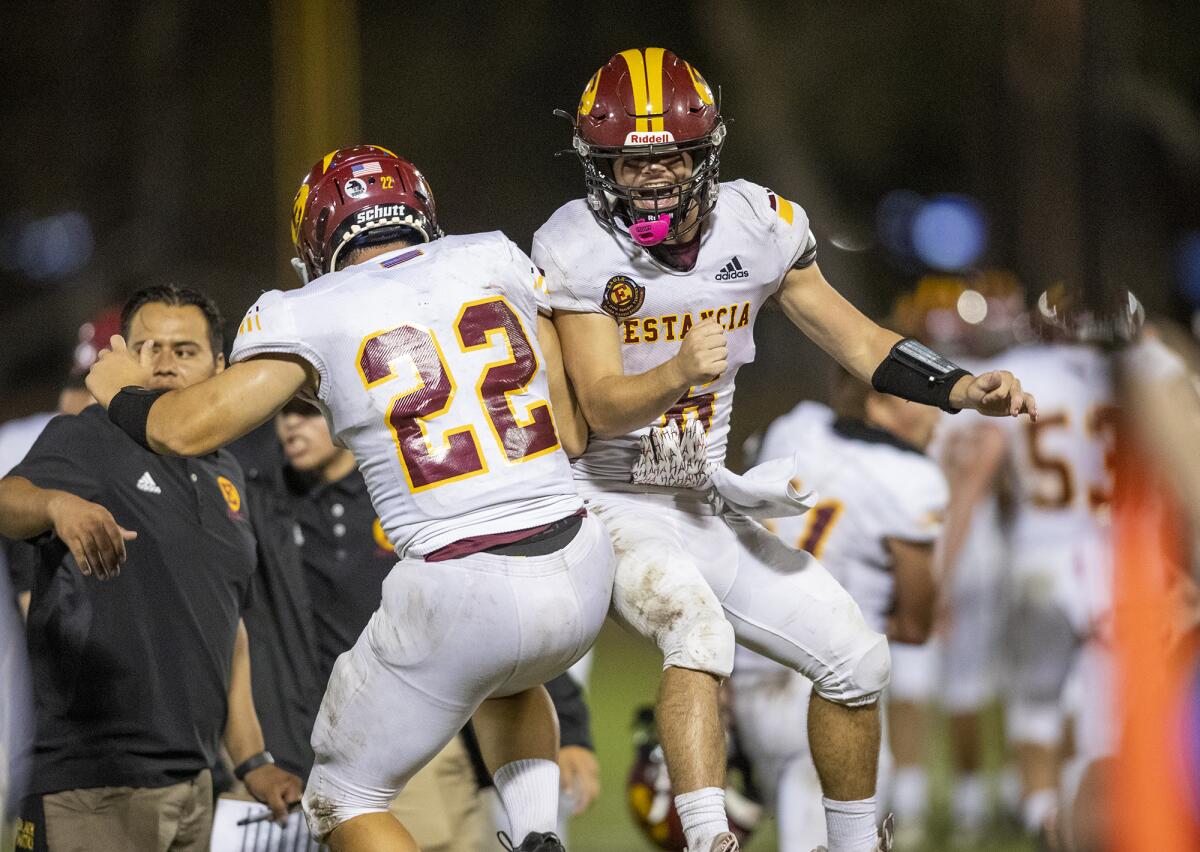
[356,296,560,492]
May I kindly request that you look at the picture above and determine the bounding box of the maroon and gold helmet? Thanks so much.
[567,48,726,246]
[291,145,441,282]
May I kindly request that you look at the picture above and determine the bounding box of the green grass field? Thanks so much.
[570,622,1036,852]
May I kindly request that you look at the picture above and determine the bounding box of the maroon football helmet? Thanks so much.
[566,48,725,246]
[291,145,441,281]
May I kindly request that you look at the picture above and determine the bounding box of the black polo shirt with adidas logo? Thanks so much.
[9,404,256,794]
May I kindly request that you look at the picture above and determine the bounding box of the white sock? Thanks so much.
[890,766,927,822]
[823,796,878,852]
[1023,788,1057,834]
[675,787,728,851]
[493,759,560,843]
[951,772,988,831]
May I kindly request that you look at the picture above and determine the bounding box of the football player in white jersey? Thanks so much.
[730,374,945,852]
[937,304,1118,843]
[86,146,616,852]
[534,48,1036,852]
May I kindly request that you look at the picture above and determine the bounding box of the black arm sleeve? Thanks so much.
[871,338,971,413]
[546,672,594,751]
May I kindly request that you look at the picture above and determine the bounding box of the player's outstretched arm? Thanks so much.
[554,310,726,439]
[87,335,314,456]
[776,263,1037,418]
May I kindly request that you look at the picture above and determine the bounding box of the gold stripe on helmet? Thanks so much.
[644,47,666,132]
[684,62,715,106]
[291,183,311,244]
[578,70,602,117]
[618,48,650,132]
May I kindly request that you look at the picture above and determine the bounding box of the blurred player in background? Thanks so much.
[87,145,614,852]
[536,47,1035,852]
[0,308,118,618]
[731,370,945,852]
[938,288,1135,845]
[894,277,1026,840]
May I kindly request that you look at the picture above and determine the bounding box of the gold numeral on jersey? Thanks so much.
[797,499,844,558]
[356,297,559,492]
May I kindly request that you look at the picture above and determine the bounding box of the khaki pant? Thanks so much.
[388,737,483,852]
[41,770,213,852]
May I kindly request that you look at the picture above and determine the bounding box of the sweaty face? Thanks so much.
[276,410,341,473]
[613,150,694,212]
[126,303,222,391]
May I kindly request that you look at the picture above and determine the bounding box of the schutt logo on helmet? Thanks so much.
[291,145,442,282]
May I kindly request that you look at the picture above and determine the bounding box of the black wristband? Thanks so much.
[871,338,971,413]
[107,387,168,450]
[234,750,275,781]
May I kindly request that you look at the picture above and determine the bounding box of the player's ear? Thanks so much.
[214,352,227,373]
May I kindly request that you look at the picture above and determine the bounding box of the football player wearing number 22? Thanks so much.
[535,48,1036,852]
[87,146,616,852]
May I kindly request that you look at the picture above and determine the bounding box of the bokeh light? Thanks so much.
[911,193,987,271]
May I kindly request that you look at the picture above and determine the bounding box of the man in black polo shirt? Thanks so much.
[0,285,302,852]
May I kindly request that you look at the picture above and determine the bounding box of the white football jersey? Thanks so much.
[230,233,581,558]
[996,344,1114,548]
[533,179,815,484]
[755,402,948,633]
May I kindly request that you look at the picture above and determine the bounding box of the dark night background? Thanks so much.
[2,0,1199,469]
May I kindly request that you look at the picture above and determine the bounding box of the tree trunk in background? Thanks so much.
[271,0,362,288]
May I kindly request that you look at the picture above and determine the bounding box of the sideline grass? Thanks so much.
[569,622,1035,852]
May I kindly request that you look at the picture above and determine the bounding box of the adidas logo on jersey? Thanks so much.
[136,472,162,495]
[715,257,750,280]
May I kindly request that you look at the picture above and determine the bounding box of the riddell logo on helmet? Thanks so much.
[625,131,675,145]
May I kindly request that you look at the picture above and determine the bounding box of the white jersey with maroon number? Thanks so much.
[230,232,579,558]
[754,401,947,635]
[997,343,1114,549]
[533,179,816,484]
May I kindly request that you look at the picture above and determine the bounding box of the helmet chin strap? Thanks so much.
[629,211,672,246]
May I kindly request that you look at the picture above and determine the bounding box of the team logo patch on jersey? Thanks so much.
[601,275,646,319]
[344,177,368,199]
[217,475,242,514]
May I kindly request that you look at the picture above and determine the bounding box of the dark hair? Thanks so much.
[120,284,225,357]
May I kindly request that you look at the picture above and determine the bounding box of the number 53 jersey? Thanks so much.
[230,233,581,558]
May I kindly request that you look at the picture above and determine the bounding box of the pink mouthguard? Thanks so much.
[629,213,671,246]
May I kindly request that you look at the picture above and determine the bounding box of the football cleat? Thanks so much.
[810,814,894,852]
[706,832,741,851]
[497,830,566,852]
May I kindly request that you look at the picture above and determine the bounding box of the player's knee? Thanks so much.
[1008,698,1065,746]
[812,630,891,707]
[662,605,736,678]
[302,768,396,840]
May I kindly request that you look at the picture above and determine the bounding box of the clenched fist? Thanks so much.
[671,318,727,385]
